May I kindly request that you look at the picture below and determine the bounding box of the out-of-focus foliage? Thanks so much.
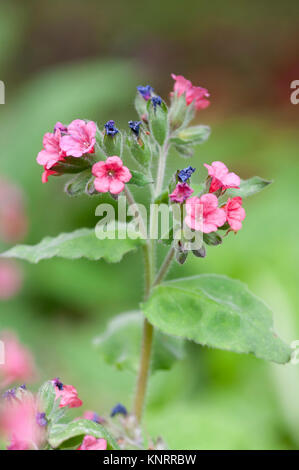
[0,0,299,450]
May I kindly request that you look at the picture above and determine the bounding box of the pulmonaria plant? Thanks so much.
[0,74,292,450]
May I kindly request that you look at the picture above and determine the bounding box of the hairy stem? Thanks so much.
[154,141,169,198]
[154,246,175,287]
[134,136,173,423]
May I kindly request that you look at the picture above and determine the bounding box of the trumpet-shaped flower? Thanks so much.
[185,194,226,233]
[37,129,64,170]
[223,197,246,231]
[169,183,194,203]
[204,161,240,193]
[52,380,83,408]
[171,74,210,110]
[92,156,132,195]
[60,119,97,157]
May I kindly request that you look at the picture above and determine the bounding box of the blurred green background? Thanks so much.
[1,0,299,450]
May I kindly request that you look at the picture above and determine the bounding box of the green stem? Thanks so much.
[133,136,173,423]
[153,246,175,287]
[154,141,169,198]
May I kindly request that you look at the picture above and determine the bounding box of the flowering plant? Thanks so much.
[0,74,291,450]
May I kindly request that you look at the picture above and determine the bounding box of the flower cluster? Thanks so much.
[170,161,246,235]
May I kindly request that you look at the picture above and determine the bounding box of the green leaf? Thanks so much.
[64,169,92,197]
[48,420,119,450]
[171,125,211,145]
[128,170,153,187]
[203,232,222,246]
[94,312,185,373]
[148,100,168,146]
[37,381,56,418]
[0,225,145,264]
[154,189,169,206]
[142,274,291,364]
[226,176,272,198]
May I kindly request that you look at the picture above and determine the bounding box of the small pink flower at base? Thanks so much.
[52,380,83,408]
[0,260,23,300]
[223,197,246,232]
[77,435,107,451]
[0,332,36,388]
[92,156,132,195]
[1,396,46,450]
[37,129,65,170]
[185,194,226,233]
[169,183,194,204]
[204,161,240,193]
[60,119,97,158]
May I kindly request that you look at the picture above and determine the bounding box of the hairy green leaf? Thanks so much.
[94,312,185,373]
[128,170,153,187]
[49,420,119,450]
[142,274,291,364]
[0,225,145,263]
[227,177,272,198]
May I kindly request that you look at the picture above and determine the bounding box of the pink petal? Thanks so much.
[106,156,123,169]
[94,176,110,193]
[109,178,125,194]
[118,166,132,183]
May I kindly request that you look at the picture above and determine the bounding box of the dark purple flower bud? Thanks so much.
[151,96,162,110]
[54,122,68,133]
[178,166,196,183]
[36,412,48,427]
[2,388,16,400]
[128,120,142,137]
[110,403,128,418]
[92,412,101,423]
[104,120,119,137]
[20,384,27,390]
[53,378,64,391]
[137,85,153,101]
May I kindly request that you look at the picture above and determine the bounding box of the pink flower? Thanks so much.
[204,161,240,193]
[171,74,192,97]
[0,332,36,388]
[186,86,210,110]
[77,435,107,451]
[82,410,104,424]
[0,260,23,300]
[0,178,28,243]
[37,129,64,170]
[171,73,210,110]
[60,119,97,158]
[1,396,46,450]
[185,194,226,233]
[52,379,83,408]
[92,156,132,195]
[41,168,58,184]
[169,183,194,204]
[223,197,246,232]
